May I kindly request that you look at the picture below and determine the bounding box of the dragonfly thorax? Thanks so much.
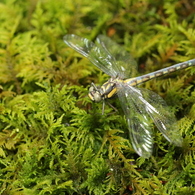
[88,79,118,102]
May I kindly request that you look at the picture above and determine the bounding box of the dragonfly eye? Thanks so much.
[89,86,95,93]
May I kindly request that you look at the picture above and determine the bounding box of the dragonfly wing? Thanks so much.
[117,83,182,157]
[117,83,154,158]
[96,35,138,79]
[136,87,183,147]
[63,34,119,77]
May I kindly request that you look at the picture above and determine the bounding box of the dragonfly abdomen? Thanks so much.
[125,59,195,86]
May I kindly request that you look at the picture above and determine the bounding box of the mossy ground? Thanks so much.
[0,0,195,194]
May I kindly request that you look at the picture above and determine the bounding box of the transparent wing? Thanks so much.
[96,35,138,79]
[117,84,154,158]
[117,83,183,157]
[63,34,119,77]
[136,87,183,147]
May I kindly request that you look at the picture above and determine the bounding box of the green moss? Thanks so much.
[0,0,195,194]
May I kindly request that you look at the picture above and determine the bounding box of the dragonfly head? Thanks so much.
[88,83,102,102]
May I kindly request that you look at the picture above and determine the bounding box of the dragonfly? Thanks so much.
[63,34,195,158]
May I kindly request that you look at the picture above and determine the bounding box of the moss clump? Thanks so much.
[0,0,195,194]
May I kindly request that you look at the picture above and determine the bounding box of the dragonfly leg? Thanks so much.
[91,82,98,90]
[107,101,118,113]
[102,100,118,115]
[101,100,105,115]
